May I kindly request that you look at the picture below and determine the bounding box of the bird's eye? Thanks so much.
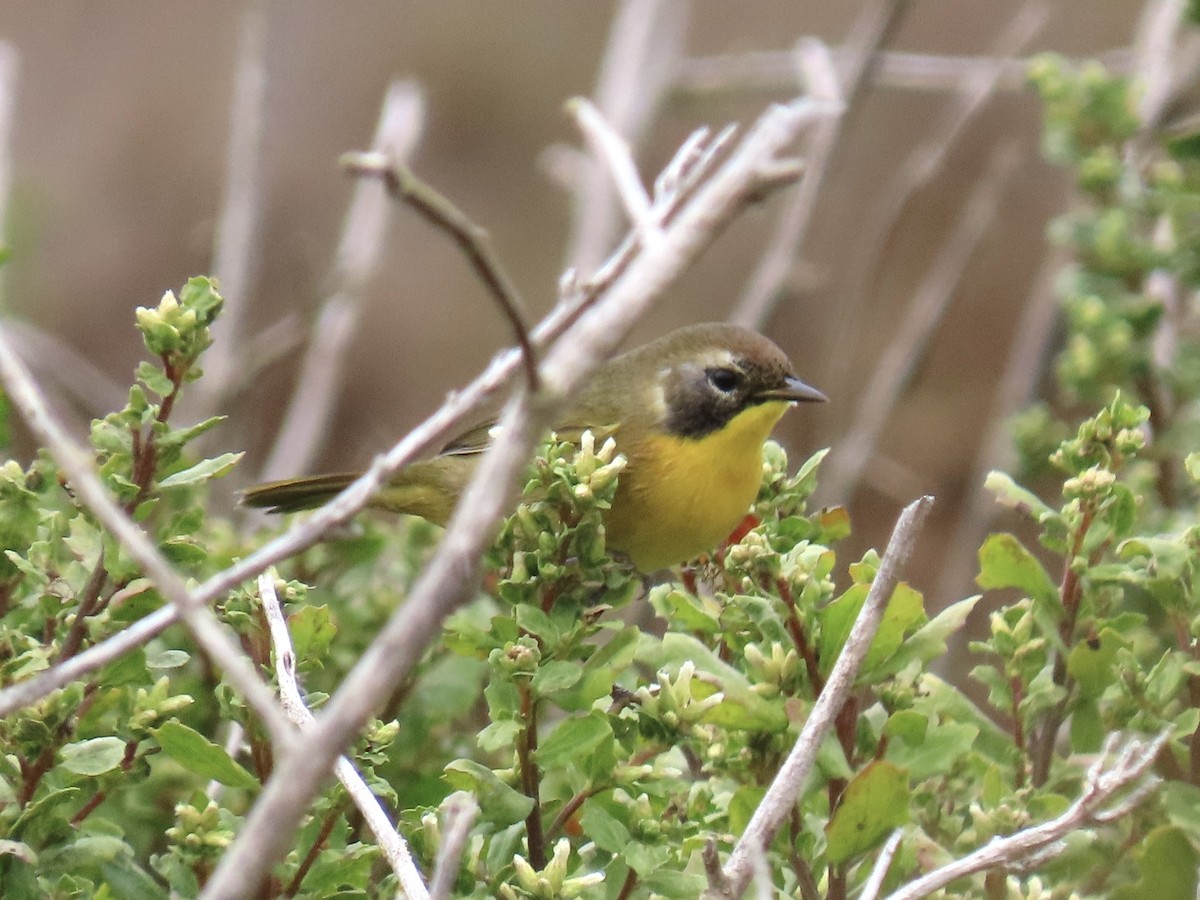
[706,367,742,394]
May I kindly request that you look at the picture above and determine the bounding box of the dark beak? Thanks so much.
[757,375,828,404]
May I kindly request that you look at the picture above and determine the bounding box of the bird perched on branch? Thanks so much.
[243,323,825,571]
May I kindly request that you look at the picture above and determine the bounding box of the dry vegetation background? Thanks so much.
[0,1,1147,622]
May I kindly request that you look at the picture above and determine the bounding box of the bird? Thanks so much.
[242,323,826,572]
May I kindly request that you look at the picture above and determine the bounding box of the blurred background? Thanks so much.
[0,2,1151,625]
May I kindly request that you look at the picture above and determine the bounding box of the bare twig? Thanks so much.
[0,126,749,727]
[202,0,269,410]
[820,144,1021,502]
[823,2,1049,437]
[0,118,802,723]
[563,0,689,276]
[0,208,607,719]
[259,80,425,483]
[748,839,773,900]
[257,574,429,898]
[572,123,740,305]
[428,793,479,900]
[1132,0,1192,131]
[708,496,934,900]
[676,47,1132,96]
[3,320,126,415]
[883,731,1168,900]
[568,98,662,249]
[342,148,538,392]
[732,0,911,330]
[0,40,17,282]
[0,324,294,746]
[202,95,839,899]
[861,829,905,900]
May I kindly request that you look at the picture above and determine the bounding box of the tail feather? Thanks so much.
[242,460,465,524]
[241,473,359,513]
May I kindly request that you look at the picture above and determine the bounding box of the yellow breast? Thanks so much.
[604,401,790,571]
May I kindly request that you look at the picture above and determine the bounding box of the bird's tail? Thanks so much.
[241,473,360,514]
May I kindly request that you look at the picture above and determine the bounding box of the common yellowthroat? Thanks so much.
[243,323,825,571]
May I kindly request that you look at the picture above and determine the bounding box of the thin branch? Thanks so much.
[819,143,1021,502]
[732,0,912,329]
[883,731,1168,900]
[709,495,934,900]
[675,47,1133,96]
[0,40,17,305]
[0,324,295,746]
[0,231,585,718]
[570,122,741,305]
[342,148,538,392]
[822,1,1049,439]
[861,829,905,900]
[201,0,269,410]
[257,574,429,899]
[3,319,126,415]
[748,838,773,900]
[259,80,425,483]
[1132,0,1191,130]
[568,98,662,249]
[428,792,479,900]
[0,122,780,721]
[563,0,689,276]
[202,95,839,899]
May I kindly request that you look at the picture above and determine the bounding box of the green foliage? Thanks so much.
[0,278,250,896]
[930,47,1200,898]
[10,38,1200,898]
[0,278,980,897]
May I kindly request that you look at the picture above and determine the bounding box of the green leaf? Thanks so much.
[152,720,258,789]
[818,582,926,680]
[888,718,982,781]
[816,732,853,782]
[873,596,980,678]
[578,802,630,854]
[477,719,523,753]
[145,649,190,670]
[288,605,338,665]
[564,625,640,709]
[156,452,243,488]
[884,710,928,744]
[531,660,582,695]
[625,841,671,877]
[412,653,487,719]
[1163,783,1200,835]
[1186,452,1200,483]
[1070,697,1104,753]
[976,533,1059,606]
[728,785,767,835]
[179,275,224,323]
[64,517,103,570]
[442,759,535,827]
[1067,628,1125,697]
[984,471,1058,522]
[135,361,174,397]
[9,787,79,844]
[649,586,720,633]
[60,737,127,776]
[537,711,612,770]
[825,761,909,864]
[1112,827,1200,900]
